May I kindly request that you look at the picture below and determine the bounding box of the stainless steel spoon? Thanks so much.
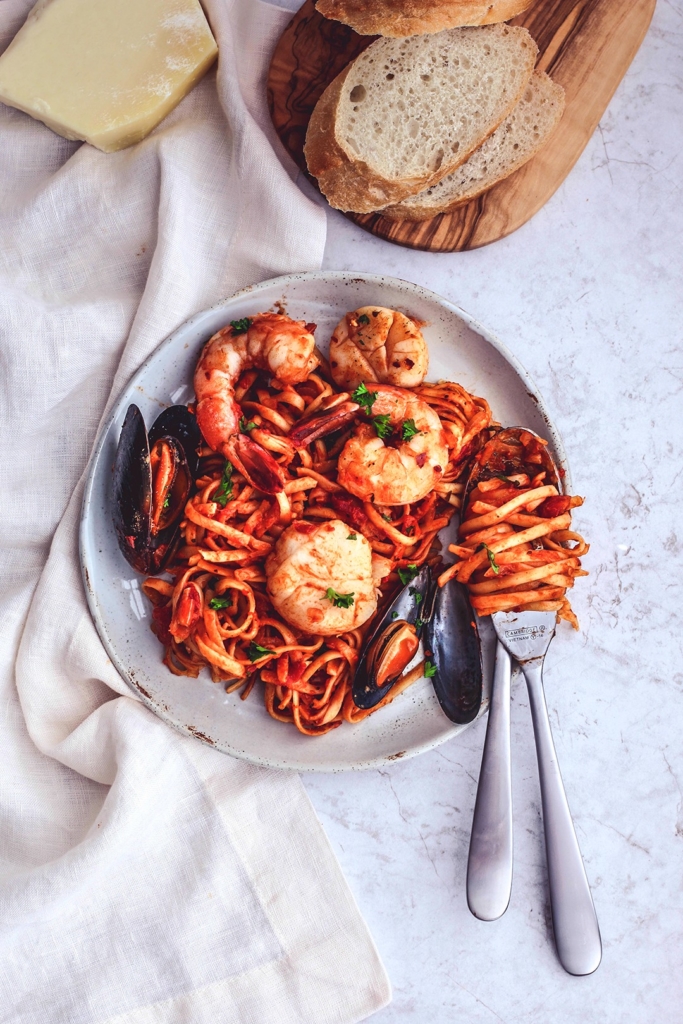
[463,435,520,923]
[492,609,602,976]
[466,641,514,921]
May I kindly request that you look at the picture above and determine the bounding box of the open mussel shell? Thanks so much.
[352,564,431,710]
[423,581,483,724]
[148,404,202,477]
[112,404,194,575]
[112,405,152,574]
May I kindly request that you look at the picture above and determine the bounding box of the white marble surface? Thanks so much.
[302,2,683,1020]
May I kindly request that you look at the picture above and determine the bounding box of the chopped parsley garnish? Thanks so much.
[325,588,355,609]
[381,513,392,522]
[409,587,423,605]
[347,533,357,540]
[162,493,171,510]
[230,318,251,334]
[209,596,231,610]
[415,617,424,629]
[239,416,256,432]
[351,381,378,414]
[391,610,399,619]
[401,419,420,441]
[248,641,275,662]
[424,660,437,678]
[215,460,234,507]
[357,313,370,325]
[478,543,500,575]
[373,414,392,439]
[397,563,419,586]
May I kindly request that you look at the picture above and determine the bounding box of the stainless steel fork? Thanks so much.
[491,609,602,976]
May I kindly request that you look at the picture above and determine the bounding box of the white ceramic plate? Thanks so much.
[80,272,569,772]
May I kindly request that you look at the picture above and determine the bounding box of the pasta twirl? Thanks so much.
[437,428,588,628]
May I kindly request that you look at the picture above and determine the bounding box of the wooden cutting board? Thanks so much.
[267,0,656,252]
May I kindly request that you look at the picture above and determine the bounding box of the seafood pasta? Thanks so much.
[438,428,588,628]
[113,308,587,737]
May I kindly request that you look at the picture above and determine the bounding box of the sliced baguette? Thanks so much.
[383,71,565,221]
[304,25,538,213]
[316,0,534,37]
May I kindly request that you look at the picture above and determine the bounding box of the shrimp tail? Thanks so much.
[289,401,360,449]
[225,434,285,495]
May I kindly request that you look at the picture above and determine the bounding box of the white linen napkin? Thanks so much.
[1,0,391,1020]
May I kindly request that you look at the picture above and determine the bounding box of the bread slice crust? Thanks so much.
[316,0,534,36]
[304,25,538,213]
[383,71,565,221]
[304,64,421,212]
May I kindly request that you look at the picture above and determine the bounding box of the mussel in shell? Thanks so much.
[148,404,202,477]
[368,621,420,689]
[112,404,199,574]
[352,564,431,710]
[352,561,483,724]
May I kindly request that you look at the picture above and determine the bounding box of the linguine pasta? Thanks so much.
[142,372,489,736]
[437,429,588,628]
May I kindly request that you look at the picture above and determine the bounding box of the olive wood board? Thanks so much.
[267,0,656,252]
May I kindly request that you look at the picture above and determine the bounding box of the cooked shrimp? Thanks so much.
[194,313,318,492]
[194,313,318,446]
[329,306,428,390]
[266,519,378,636]
[337,384,448,506]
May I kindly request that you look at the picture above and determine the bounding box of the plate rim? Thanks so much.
[79,270,570,772]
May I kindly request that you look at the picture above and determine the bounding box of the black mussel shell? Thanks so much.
[113,404,152,574]
[423,581,482,724]
[148,405,202,477]
[352,564,431,710]
[147,530,181,574]
[112,405,193,575]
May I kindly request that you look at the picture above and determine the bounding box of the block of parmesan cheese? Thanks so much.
[0,0,218,152]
